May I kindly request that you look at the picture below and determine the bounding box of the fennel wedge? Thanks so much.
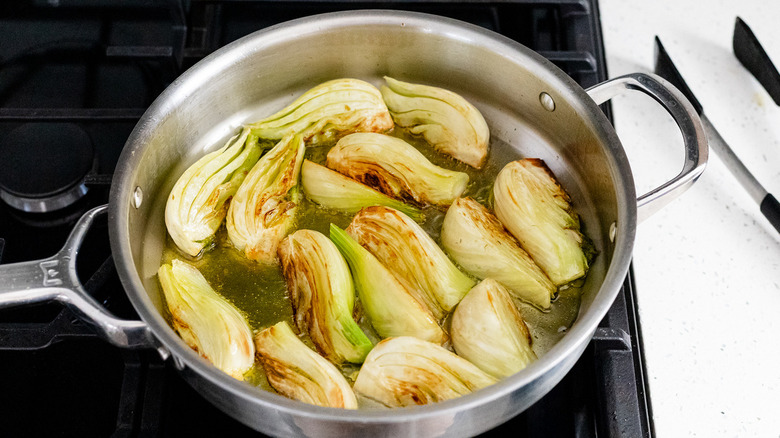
[278,229,374,364]
[158,259,254,380]
[329,224,446,344]
[326,132,469,206]
[451,279,537,379]
[346,206,475,320]
[493,159,590,286]
[353,336,497,407]
[247,78,393,146]
[227,133,305,263]
[254,321,358,409]
[301,159,422,220]
[381,76,490,169]
[441,197,555,310]
[165,128,261,257]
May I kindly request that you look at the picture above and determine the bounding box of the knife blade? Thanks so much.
[654,36,780,234]
[733,17,780,106]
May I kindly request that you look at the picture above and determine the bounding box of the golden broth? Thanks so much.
[160,129,583,393]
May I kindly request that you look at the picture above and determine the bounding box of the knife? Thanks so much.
[733,17,780,106]
[654,36,780,234]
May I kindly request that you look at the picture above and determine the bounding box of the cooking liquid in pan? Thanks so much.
[160,128,584,398]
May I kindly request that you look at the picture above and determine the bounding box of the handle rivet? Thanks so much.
[157,346,171,361]
[609,222,617,242]
[172,355,186,371]
[540,92,556,112]
[133,187,143,209]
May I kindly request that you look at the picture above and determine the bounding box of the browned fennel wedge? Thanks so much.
[380,76,490,169]
[247,78,393,146]
[451,279,537,379]
[493,159,590,286]
[165,128,262,256]
[326,132,469,206]
[301,160,422,221]
[346,206,475,320]
[441,197,556,310]
[227,133,305,263]
[277,229,374,364]
[353,336,498,407]
[254,321,358,409]
[329,224,446,344]
[158,259,254,380]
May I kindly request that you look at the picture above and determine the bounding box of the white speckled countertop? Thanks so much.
[599,0,780,436]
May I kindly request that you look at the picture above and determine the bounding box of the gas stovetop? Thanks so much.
[0,1,652,436]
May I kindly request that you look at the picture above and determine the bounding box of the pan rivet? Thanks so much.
[539,92,555,112]
[133,187,143,209]
[609,222,617,242]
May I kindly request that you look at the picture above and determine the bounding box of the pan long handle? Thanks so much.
[0,205,156,349]
[586,73,709,222]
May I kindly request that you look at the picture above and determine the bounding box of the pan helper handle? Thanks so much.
[0,205,156,349]
[586,73,708,222]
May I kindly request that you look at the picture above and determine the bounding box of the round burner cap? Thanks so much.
[0,123,94,212]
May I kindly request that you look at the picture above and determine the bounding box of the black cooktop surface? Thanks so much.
[0,1,652,437]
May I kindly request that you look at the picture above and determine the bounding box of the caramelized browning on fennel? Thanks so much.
[159,129,583,397]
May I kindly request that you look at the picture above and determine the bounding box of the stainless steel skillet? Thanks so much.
[0,10,706,437]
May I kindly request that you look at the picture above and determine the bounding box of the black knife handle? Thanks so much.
[760,194,780,235]
[733,17,780,106]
